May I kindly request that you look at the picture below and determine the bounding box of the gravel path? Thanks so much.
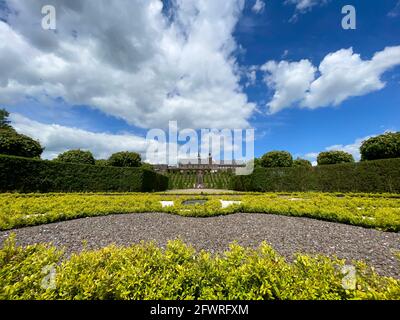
[1,213,399,278]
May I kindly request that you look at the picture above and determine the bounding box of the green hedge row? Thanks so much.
[0,155,168,193]
[232,158,400,193]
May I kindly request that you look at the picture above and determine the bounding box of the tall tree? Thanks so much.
[0,109,12,129]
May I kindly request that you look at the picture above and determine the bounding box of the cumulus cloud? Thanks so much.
[0,0,255,129]
[10,113,252,163]
[10,113,152,160]
[303,134,381,165]
[252,0,266,14]
[324,137,372,161]
[261,59,316,114]
[262,46,400,114]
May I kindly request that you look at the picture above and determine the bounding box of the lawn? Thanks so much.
[0,192,399,231]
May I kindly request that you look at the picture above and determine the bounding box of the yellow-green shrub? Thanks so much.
[1,237,399,300]
[0,192,399,231]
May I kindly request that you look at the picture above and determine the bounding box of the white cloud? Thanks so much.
[0,0,255,130]
[252,0,266,14]
[10,113,152,160]
[325,137,370,161]
[286,0,327,12]
[261,59,316,114]
[10,113,252,164]
[262,46,400,114]
[303,134,381,165]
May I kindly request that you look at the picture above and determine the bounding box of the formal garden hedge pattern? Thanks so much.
[232,158,400,193]
[1,237,399,300]
[0,192,399,231]
[0,155,168,193]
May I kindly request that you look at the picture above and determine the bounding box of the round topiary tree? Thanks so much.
[0,128,44,158]
[253,157,262,168]
[360,132,400,161]
[293,158,312,168]
[56,149,95,165]
[0,108,44,158]
[317,151,354,165]
[108,151,142,167]
[260,151,293,168]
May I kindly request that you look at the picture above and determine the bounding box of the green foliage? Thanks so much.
[0,109,43,158]
[165,171,233,189]
[261,151,293,168]
[95,159,109,166]
[1,237,399,300]
[141,162,154,171]
[55,149,95,165]
[0,154,168,193]
[293,158,312,168]
[0,108,12,129]
[0,128,44,158]
[0,192,398,231]
[108,151,141,168]
[317,151,354,165]
[360,132,400,161]
[232,158,400,194]
[253,157,262,168]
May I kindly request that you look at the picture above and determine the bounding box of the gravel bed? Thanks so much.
[1,213,399,278]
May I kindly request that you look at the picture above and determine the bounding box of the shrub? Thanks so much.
[253,157,262,168]
[55,149,95,165]
[95,159,109,166]
[0,154,168,193]
[108,151,141,167]
[1,238,399,300]
[260,151,293,168]
[0,128,44,158]
[232,158,400,194]
[141,162,154,171]
[317,151,354,165]
[360,132,400,161]
[0,192,399,231]
[293,158,312,168]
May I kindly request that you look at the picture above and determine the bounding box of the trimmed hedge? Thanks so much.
[232,158,400,193]
[0,155,168,193]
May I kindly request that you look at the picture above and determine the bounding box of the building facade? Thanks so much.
[154,153,245,173]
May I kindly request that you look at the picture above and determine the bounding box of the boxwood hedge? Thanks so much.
[0,154,168,193]
[232,158,400,193]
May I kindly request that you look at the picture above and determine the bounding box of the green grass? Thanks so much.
[1,236,399,300]
[0,192,399,231]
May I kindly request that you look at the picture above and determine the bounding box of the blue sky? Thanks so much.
[237,0,400,159]
[0,0,399,162]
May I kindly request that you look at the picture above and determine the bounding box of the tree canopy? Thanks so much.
[108,151,142,167]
